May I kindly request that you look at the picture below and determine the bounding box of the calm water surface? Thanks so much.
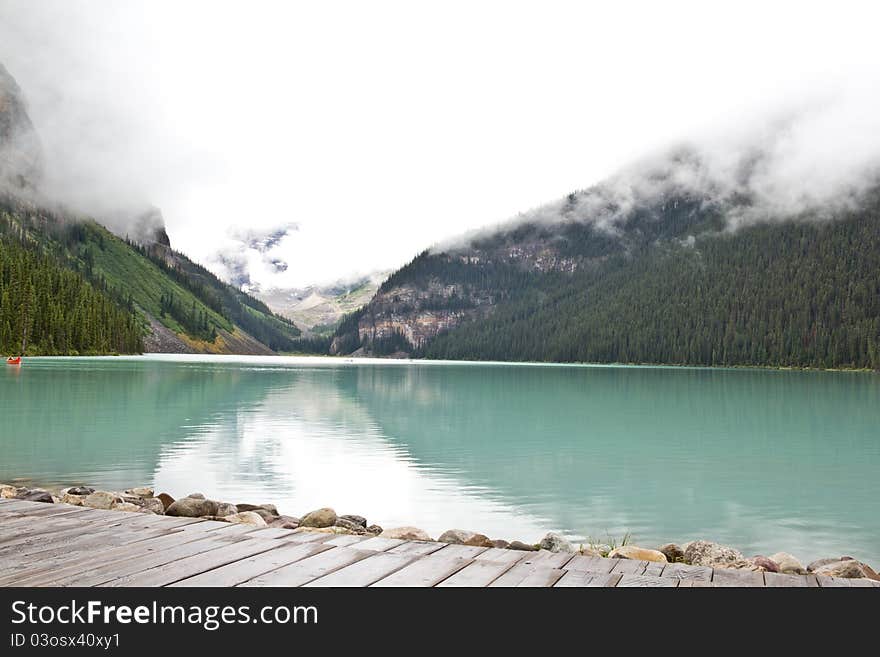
[2,355,878,564]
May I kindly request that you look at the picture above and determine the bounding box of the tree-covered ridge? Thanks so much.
[421,210,880,369]
[0,218,142,355]
[0,196,301,355]
[327,184,880,369]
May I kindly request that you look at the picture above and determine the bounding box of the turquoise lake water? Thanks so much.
[1,355,878,565]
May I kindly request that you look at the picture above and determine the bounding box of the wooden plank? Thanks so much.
[490,560,566,587]
[474,548,529,565]
[517,551,574,569]
[676,579,716,587]
[610,559,648,575]
[324,535,369,548]
[564,555,616,573]
[279,531,340,545]
[170,542,334,587]
[0,513,151,549]
[712,568,765,587]
[0,519,103,550]
[101,539,286,587]
[44,536,233,587]
[546,569,597,587]
[847,578,879,588]
[430,544,488,559]
[242,527,299,540]
[516,568,565,587]
[304,552,416,587]
[0,531,230,587]
[816,575,848,587]
[437,558,519,587]
[764,572,810,587]
[387,541,448,557]
[208,524,264,537]
[585,573,622,587]
[347,536,406,552]
[372,552,472,587]
[0,524,171,562]
[643,562,666,577]
[240,548,373,587]
[7,535,226,586]
[661,562,713,581]
[0,501,66,514]
[617,574,679,587]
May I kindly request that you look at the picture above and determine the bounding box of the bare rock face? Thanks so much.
[0,63,42,192]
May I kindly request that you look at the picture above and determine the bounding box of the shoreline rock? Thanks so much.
[1,479,875,579]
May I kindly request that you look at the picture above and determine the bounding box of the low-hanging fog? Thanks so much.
[1,1,879,287]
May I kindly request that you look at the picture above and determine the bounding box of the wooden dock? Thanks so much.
[0,499,876,587]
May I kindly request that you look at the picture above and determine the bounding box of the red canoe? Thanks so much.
[6,357,21,365]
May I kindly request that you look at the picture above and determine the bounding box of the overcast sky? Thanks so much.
[1,0,879,288]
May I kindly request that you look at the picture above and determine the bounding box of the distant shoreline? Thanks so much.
[12,352,878,374]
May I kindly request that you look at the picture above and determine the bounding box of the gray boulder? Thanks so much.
[379,526,432,541]
[750,556,779,572]
[439,529,475,544]
[300,507,337,528]
[539,532,574,553]
[339,514,367,527]
[814,560,866,579]
[508,540,538,551]
[215,502,238,518]
[658,543,684,563]
[83,491,120,510]
[769,552,806,575]
[807,557,840,572]
[63,486,94,496]
[125,487,154,498]
[222,511,267,527]
[165,496,218,518]
[684,540,744,567]
[15,489,54,503]
[335,518,367,534]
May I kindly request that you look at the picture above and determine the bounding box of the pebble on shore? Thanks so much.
[2,482,877,581]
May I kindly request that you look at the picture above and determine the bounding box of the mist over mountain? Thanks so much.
[0,61,301,356]
[329,117,880,368]
[257,271,387,336]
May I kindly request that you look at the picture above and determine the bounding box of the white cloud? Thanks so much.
[1,1,879,285]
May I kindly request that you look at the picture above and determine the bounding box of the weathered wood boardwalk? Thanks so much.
[1,499,876,587]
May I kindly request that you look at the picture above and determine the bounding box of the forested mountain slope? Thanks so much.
[0,196,301,355]
[0,62,300,355]
[332,177,880,369]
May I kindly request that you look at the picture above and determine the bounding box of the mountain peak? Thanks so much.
[0,63,43,192]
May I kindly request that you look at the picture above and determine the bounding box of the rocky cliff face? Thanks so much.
[0,63,42,192]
